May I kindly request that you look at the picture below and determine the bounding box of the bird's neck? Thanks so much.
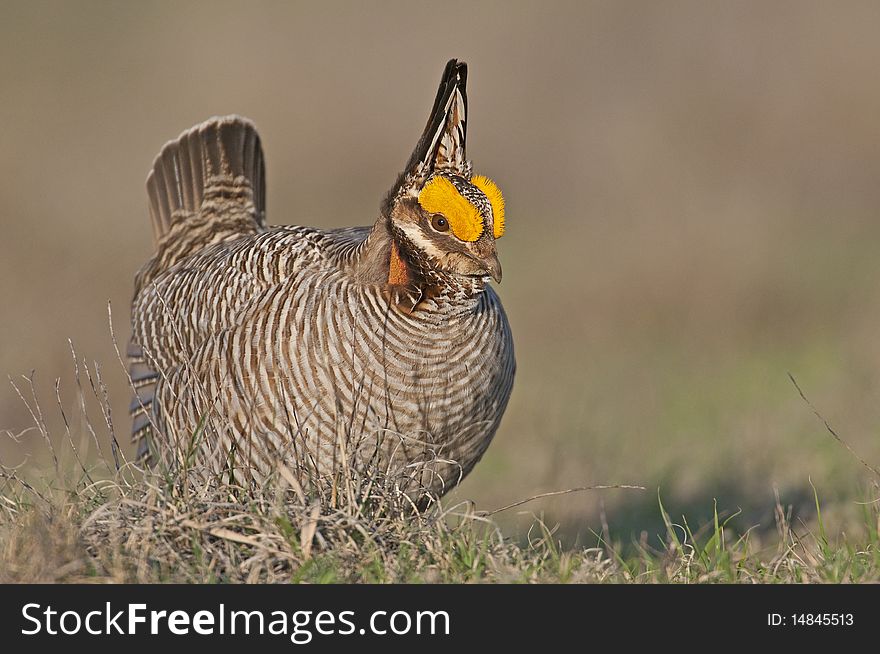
[352,218,484,310]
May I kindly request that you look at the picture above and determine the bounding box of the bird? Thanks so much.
[127,59,515,502]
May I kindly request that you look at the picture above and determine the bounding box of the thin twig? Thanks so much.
[55,377,94,485]
[787,372,880,479]
[478,484,646,517]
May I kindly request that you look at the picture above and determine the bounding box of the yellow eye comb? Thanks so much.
[418,176,484,242]
[472,175,505,238]
[417,175,506,241]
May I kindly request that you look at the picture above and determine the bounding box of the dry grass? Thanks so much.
[4,460,879,584]
[0,347,620,583]
[2,348,879,584]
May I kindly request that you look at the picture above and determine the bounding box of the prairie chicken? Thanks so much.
[128,60,515,500]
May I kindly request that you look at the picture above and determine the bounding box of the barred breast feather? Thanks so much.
[129,115,515,500]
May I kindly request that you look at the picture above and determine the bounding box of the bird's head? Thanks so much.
[384,60,505,284]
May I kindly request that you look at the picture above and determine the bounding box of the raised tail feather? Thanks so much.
[145,115,267,242]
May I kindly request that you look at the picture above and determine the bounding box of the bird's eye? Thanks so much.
[431,214,449,232]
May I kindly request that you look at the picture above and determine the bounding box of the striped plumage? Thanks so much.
[129,60,514,500]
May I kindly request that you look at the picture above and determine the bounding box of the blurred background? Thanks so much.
[3,0,880,545]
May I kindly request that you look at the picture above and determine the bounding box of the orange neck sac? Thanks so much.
[387,240,411,286]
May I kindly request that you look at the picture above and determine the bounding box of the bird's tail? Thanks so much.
[145,115,266,242]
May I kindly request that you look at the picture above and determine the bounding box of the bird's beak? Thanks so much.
[482,251,502,283]
[470,237,502,282]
